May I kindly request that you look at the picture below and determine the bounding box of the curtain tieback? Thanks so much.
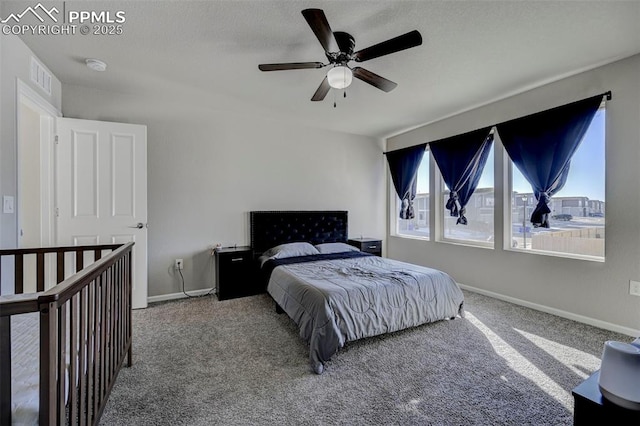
[531,192,552,228]
[446,191,461,217]
[400,197,416,220]
[446,191,468,225]
[456,207,468,225]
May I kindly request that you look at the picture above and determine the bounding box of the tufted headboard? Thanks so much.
[250,211,348,255]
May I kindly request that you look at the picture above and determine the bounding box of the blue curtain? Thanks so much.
[429,128,494,225]
[386,143,427,219]
[496,95,602,228]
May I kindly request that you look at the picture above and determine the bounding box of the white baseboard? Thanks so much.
[458,283,640,338]
[147,288,215,304]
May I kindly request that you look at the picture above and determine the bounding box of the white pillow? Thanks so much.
[315,242,360,254]
[262,242,319,260]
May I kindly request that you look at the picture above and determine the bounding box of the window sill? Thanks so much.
[392,233,430,242]
[505,247,605,263]
[391,234,495,249]
[436,238,494,250]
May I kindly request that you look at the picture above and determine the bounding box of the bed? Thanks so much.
[250,211,464,374]
[0,243,133,425]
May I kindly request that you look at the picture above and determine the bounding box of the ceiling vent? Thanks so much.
[30,57,52,96]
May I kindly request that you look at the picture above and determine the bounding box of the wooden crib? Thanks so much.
[0,242,134,425]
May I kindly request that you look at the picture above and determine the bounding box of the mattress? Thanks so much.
[265,253,465,374]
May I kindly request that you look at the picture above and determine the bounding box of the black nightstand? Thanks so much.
[347,238,382,257]
[214,246,260,301]
[572,370,640,425]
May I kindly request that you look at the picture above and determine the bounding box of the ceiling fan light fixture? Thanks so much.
[327,66,352,89]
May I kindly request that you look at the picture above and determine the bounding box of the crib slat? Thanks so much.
[127,252,133,367]
[58,303,67,425]
[70,295,79,424]
[76,250,84,273]
[37,253,45,292]
[94,249,102,261]
[15,254,24,294]
[92,275,101,421]
[79,287,87,425]
[112,261,119,376]
[103,270,110,388]
[107,267,113,383]
[0,316,11,426]
[110,265,116,379]
[99,272,107,405]
[40,301,58,425]
[86,282,95,423]
[57,252,65,284]
[115,260,121,373]
[118,259,124,368]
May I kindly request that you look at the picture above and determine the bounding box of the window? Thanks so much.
[396,150,430,239]
[509,108,605,259]
[440,144,494,246]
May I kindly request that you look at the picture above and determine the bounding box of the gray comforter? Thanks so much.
[266,254,465,374]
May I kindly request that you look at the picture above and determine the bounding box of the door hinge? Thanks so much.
[55,207,59,217]
[54,135,59,144]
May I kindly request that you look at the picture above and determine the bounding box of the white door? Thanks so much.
[55,118,148,309]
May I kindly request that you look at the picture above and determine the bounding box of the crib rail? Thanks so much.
[0,242,133,426]
[0,244,122,297]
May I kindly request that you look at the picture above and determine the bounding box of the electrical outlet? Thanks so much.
[630,280,640,297]
[175,259,183,270]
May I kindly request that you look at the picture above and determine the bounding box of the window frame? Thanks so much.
[390,147,431,241]
[434,143,495,249]
[503,105,606,262]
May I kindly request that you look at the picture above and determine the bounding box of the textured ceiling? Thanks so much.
[6,0,640,138]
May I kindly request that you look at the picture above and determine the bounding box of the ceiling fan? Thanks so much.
[258,9,422,103]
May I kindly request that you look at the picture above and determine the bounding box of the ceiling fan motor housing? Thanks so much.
[328,31,356,64]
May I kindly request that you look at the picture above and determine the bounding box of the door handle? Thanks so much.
[129,222,145,229]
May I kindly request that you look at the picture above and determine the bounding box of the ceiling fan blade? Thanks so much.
[311,76,331,101]
[302,9,339,53]
[353,30,422,62]
[352,67,398,92]
[258,62,324,71]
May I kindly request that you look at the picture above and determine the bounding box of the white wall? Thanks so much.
[0,34,61,249]
[387,54,640,335]
[62,84,385,297]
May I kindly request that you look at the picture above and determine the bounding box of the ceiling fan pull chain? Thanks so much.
[344,90,347,98]
[333,89,337,108]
